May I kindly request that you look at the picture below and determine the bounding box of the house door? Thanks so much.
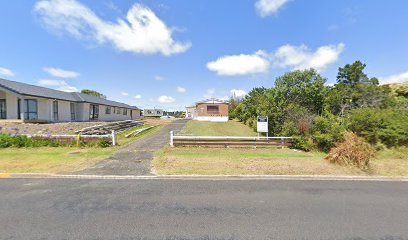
[0,99,6,119]
[89,104,99,121]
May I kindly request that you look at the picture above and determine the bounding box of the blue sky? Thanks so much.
[1,0,408,110]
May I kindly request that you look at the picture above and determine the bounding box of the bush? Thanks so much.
[97,139,112,148]
[347,108,408,147]
[311,114,346,152]
[11,135,33,147]
[0,134,13,148]
[292,136,315,152]
[325,132,375,170]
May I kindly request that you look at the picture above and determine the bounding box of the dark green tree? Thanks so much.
[81,89,107,99]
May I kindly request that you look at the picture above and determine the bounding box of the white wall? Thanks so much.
[0,90,141,122]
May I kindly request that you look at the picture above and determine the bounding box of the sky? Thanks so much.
[1,0,408,111]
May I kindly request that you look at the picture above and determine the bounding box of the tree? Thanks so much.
[81,89,106,99]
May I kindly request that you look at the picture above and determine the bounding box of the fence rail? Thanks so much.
[20,131,117,146]
[170,131,292,148]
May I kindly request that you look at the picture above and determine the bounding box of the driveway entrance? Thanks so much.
[76,119,188,175]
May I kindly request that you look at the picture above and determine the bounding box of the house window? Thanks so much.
[0,99,6,119]
[53,101,59,121]
[70,102,76,121]
[123,109,127,115]
[19,99,38,120]
[106,106,111,114]
[206,105,219,114]
[89,104,99,120]
[116,108,121,114]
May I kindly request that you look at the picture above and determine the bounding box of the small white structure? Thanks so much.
[143,108,163,117]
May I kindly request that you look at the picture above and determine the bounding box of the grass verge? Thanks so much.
[0,124,163,173]
[153,146,408,176]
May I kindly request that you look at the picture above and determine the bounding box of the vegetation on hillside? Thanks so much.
[81,89,107,99]
[229,61,408,154]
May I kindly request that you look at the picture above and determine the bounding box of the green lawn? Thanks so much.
[180,120,257,136]
[0,124,162,174]
[153,146,408,176]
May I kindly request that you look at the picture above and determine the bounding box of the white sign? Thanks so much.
[257,116,268,133]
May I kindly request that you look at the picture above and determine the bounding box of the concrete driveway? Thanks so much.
[76,119,188,176]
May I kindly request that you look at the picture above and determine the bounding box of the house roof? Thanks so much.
[195,98,229,105]
[0,78,139,110]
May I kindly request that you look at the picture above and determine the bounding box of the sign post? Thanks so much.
[257,116,268,138]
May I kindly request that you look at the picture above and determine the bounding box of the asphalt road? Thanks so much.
[0,178,407,240]
[76,119,188,176]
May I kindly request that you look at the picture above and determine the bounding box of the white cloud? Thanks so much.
[203,88,228,100]
[43,67,80,78]
[230,89,247,98]
[176,86,186,93]
[37,79,78,92]
[0,67,14,77]
[134,94,142,99]
[206,51,270,76]
[380,71,408,85]
[207,43,345,76]
[255,0,290,17]
[121,92,129,96]
[273,43,345,72]
[154,75,165,81]
[34,0,191,56]
[157,95,175,103]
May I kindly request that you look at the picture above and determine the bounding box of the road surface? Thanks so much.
[1,178,407,239]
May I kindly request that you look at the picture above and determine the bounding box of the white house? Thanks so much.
[0,78,141,122]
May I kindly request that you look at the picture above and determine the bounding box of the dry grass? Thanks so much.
[153,147,364,175]
[370,147,408,176]
[0,147,115,173]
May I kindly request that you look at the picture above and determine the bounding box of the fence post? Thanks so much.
[281,137,284,149]
[111,130,117,146]
[170,131,174,147]
[76,134,81,147]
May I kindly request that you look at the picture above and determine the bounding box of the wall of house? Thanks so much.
[0,90,140,122]
[185,107,196,119]
[3,92,19,119]
[196,103,229,117]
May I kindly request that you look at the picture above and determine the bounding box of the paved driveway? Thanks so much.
[1,178,407,239]
[76,119,188,176]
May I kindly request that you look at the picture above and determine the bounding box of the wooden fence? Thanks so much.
[170,131,292,148]
[22,131,117,146]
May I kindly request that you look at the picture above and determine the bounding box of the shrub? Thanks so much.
[347,108,408,147]
[11,135,33,147]
[0,134,13,148]
[311,114,346,152]
[97,139,112,148]
[292,136,315,152]
[325,132,375,170]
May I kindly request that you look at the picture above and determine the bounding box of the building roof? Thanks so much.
[195,98,229,105]
[0,78,139,110]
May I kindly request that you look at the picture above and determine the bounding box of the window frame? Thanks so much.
[24,99,38,120]
[105,106,111,115]
[123,108,127,115]
[0,99,6,119]
[70,102,76,121]
[53,100,59,121]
